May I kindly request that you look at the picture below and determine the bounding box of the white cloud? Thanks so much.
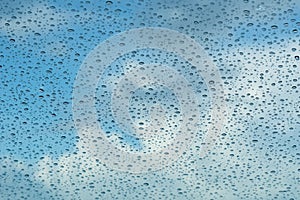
[0,3,71,37]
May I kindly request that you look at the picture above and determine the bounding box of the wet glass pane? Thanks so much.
[0,0,299,199]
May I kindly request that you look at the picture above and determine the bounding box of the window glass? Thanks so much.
[0,0,299,199]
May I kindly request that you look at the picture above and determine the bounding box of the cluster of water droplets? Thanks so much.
[0,0,299,199]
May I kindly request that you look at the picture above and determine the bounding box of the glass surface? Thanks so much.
[0,0,299,199]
